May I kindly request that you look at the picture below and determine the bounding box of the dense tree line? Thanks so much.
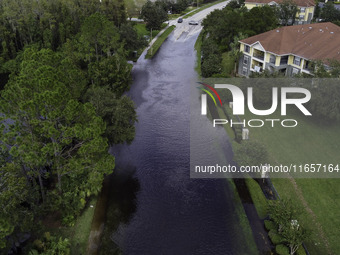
[318,2,340,25]
[200,2,279,77]
[0,0,142,253]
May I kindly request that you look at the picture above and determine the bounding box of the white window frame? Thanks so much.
[244,55,249,65]
[293,56,301,66]
[244,45,250,53]
[242,67,248,75]
[270,55,276,65]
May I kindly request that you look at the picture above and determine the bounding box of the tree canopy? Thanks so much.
[0,1,139,252]
[141,0,168,31]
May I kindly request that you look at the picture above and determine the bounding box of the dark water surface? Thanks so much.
[109,31,254,255]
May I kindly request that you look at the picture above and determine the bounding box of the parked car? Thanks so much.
[189,20,199,25]
[178,17,183,23]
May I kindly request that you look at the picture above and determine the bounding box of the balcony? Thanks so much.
[251,59,263,73]
[252,49,264,61]
[280,56,289,65]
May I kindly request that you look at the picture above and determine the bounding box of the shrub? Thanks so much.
[30,234,70,255]
[264,220,276,231]
[269,230,284,245]
[276,244,290,255]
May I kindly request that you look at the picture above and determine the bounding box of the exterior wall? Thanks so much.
[306,6,314,23]
[296,6,315,24]
[265,53,271,63]
[238,43,312,77]
[288,55,294,65]
[275,55,281,66]
[238,53,252,77]
[245,2,258,9]
[240,43,244,52]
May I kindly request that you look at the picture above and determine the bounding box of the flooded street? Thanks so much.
[109,15,256,255]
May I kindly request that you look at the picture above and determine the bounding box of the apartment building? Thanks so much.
[238,22,340,77]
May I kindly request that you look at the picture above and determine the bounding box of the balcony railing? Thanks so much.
[253,54,264,61]
[280,60,288,65]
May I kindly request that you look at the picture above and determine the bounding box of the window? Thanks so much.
[293,56,301,66]
[304,60,310,70]
[300,7,305,12]
[242,67,248,75]
[280,56,288,65]
[244,45,250,53]
[299,15,304,20]
[243,55,249,65]
[270,55,276,65]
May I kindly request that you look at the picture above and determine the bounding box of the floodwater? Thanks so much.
[109,28,256,255]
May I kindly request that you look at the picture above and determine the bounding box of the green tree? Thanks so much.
[119,23,148,53]
[84,86,137,144]
[278,0,298,26]
[0,48,115,225]
[88,53,132,96]
[320,2,340,22]
[100,0,127,26]
[0,162,34,250]
[244,6,278,36]
[79,13,120,62]
[141,0,168,31]
[201,37,222,77]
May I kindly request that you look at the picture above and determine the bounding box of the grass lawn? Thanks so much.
[204,93,340,254]
[145,25,175,59]
[133,22,165,39]
[221,52,236,77]
[238,109,340,255]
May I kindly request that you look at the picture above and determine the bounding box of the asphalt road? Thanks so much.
[170,1,230,40]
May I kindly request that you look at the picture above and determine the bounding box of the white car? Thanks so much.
[189,20,199,25]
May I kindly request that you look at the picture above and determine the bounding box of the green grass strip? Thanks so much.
[245,178,268,219]
[145,25,175,59]
[194,31,203,75]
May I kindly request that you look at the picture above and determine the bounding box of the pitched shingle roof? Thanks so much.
[240,22,340,62]
[245,0,315,7]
